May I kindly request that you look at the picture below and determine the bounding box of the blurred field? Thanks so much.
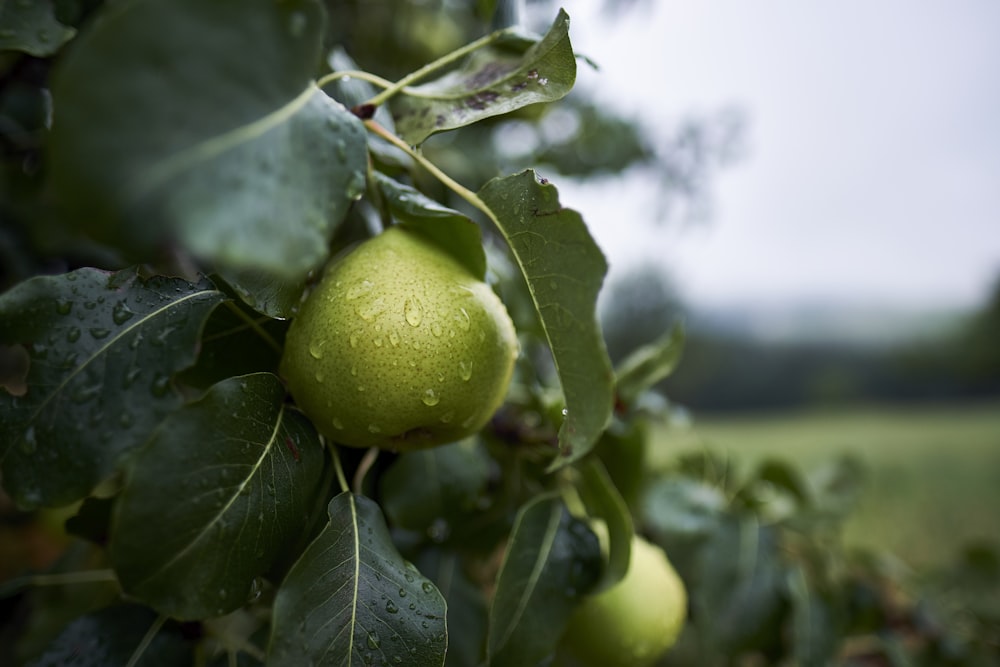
[654,400,1000,568]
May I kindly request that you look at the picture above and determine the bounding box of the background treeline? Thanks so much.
[603,268,1000,412]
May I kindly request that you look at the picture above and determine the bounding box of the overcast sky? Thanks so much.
[555,1,1000,311]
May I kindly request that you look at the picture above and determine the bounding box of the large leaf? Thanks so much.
[110,373,327,620]
[373,171,486,280]
[486,493,601,667]
[0,0,76,56]
[479,170,613,470]
[48,0,367,305]
[27,604,193,667]
[390,10,575,145]
[269,492,448,667]
[381,438,490,537]
[0,267,225,509]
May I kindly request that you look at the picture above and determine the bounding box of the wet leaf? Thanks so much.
[479,170,613,470]
[0,0,75,57]
[48,0,367,303]
[0,267,225,509]
[390,10,575,145]
[486,493,601,667]
[268,492,447,667]
[416,548,489,667]
[110,373,326,620]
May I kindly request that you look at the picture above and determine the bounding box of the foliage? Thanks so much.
[0,2,997,667]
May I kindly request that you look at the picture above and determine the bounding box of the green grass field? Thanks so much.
[654,400,1000,568]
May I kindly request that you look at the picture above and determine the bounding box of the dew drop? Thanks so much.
[459,360,472,381]
[368,424,381,433]
[421,620,429,629]
[385,600,398,614]
[404,298,423,327]
[561,407,569,416]
[314,370,325,383]
[374,337,383,347]
[388,331,400,347]
[349,333,359,348]
[19,426,37,455]
[461,414,477,429]
[454,308,471,331]
[357,297,385,320]
[287,11,307,37]
[346,280,374,300]
[332,417,344,430]
[411,341,421,351]
[398,588,407,598]
[55,300,72,315]
[357,384,366,392]
[308,339,325,359]
[89,327,110,340]
[430,323,442,337]
[439,411,454,424]
[421,389,440,406]
[151,375,170,397]
[366,631,380,650]
[246,577,263,603]
[66,327,81,343]
[112,301,135,325]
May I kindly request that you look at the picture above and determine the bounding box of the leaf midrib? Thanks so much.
[132,401,286,588]
[27,285,223,429]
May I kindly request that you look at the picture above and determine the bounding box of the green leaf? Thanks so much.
[48,0,367,297]
[0,267,225,509]
[786,567,840,667]
[110,373,327,620]
[692,517,787,653]
[486,493,601,667]
[614,323,684,407]
[479,170,614,470]
[269,492,448,667]
[381,438,490,536]
[373,171,487,279]
[416,548,489,667]
[0,0,75,57]
[576,459,633,592]
[177,297,287,391]
[27,604,193,667]
[390,10,576,145]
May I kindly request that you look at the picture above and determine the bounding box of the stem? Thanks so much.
[223,301,282,355]
[364,120,499,226]
[316,69,394,92]
[366,29,508,107]
[2,569,119,595]
[330,441,350,494]
[353,447,379,495]
[125,614,168,667]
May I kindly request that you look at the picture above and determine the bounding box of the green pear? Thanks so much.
[281,225,518,450]
[558,535,687,667]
